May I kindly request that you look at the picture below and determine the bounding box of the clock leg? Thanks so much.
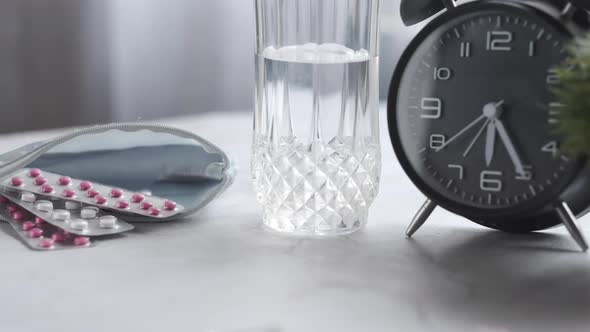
[556,202,589,252]
[406,199,437,237]
[441,0,456,9]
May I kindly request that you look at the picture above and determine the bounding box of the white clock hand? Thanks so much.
[494,118,526,176]
[463,100,504,157]
[435,114,487,152]
[485,119,497,166]
[463,118,491,157]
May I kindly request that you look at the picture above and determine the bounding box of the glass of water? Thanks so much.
[252,0,381,236]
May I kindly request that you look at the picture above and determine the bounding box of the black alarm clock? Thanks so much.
[387,0,590,250]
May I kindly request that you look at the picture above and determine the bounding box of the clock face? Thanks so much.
[389,2,581,218]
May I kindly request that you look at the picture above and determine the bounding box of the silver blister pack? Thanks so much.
[5,168,184,219]
[1,190,134,237]
[0,198,94,251]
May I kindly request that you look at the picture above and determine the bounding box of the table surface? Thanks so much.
[0,110,589,332]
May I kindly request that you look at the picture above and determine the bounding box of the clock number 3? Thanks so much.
[486,31,513,51]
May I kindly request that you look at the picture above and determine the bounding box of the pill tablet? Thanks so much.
[13,211,26,221]
[41,184,54,193]
[99,215,118,229]
[110,188,123,198]
[28,228,43,238]
[63,189,76,198]
[22,221,35,231]
[11,177,24,186]
[148,208,160,216]
[38,238,54,249]
[87,189,100,198]
[79,181,92,191]
[164,200,177,211]
[70,220,89,231]
[132,194,145,203]
[117,200,130,209]
[58,176,72,186]
[51,232,66,243]
[74,236,90,246]
[65,201,81,210]
[35,200,54,212]
[52,209,71,221]
[95,195,107,205]
[34,177,47,186]
[21,192,36,203]
[141,201,153,210]
[34,216,45,225]
[29,169,42,178]
[80,207,98,219]
[7,204,18,213]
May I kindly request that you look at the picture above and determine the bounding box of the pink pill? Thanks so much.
[74,236,90,247]
[141,201,153,210]
[41,184,54,193]
[95,195,107,205]
[12,211,26,221]
[28,228,43,238]
[34,216,45,225]
[0,196,8,204]
[87,189,100,198]
[63,189,76,198]
[58,176,71,186]
[164,200,177,211]
[11,177,24,186]
[22,221,35,231]
[51,232,66,243]
[110,188,123,198]
[149,208,160,216]
[7,204,18,213]
[132,194,145,203]
[79,181,92,191]
[117,200,129,209]
[38,238,54,249]
[34,177,47,186]
[29,169,42,178]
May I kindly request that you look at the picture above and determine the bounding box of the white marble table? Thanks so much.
[0,111,589,332]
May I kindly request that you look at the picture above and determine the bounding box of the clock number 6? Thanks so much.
[481,171,503,192]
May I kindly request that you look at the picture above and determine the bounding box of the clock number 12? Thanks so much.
[486,31,513,51]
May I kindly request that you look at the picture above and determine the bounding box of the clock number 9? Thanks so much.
[421,98,442,119]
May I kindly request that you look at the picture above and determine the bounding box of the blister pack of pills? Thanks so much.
[1,191,134,236]
[0,196,94,251]
[5,168,184,219]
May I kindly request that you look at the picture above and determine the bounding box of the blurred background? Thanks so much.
[0,0,423,133]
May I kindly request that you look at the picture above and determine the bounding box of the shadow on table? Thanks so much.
[407,230,590,328]
[0,221,19,241]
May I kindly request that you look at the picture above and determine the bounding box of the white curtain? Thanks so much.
[0,0,420,133]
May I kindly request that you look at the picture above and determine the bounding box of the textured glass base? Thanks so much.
[253,136,380,237]
[262,211,367,237]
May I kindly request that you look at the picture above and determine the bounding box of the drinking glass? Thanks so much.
[252,0,381,236]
